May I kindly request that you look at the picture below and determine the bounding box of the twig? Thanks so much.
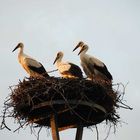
[47,69,58,73]
[104,124,111,140]
[95,125,99,140]
[37,127,42,140]
[0,107,11,131]
[13,122,27,132]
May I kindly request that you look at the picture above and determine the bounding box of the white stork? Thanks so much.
[12,42,49,78]
[53,51,83,78]
[73,41,113,81]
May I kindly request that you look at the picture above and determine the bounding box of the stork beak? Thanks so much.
[53,56,58,65]
[78,47,85,55]
[12,45,19,52]
[73,44,80,52]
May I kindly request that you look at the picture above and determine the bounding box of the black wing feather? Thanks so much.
[67,63,83,78]
[94,64,113,80]
[28,63,49,77]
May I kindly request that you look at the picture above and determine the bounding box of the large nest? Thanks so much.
[1,77,132,132]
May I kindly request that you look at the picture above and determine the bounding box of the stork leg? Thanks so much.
[50,114,60,140]
[75,125,83,140]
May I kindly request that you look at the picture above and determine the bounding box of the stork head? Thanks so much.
[53,51,64,64]
[12,42,24,52]
[73,41,84,52]
[78,45,89,55]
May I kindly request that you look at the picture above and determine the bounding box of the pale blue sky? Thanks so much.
[0,0,140,140]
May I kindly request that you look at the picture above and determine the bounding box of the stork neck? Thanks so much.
[19,47,24,54]
[56,57,62,66]
[18,47,24,61]
[80,49,87,58]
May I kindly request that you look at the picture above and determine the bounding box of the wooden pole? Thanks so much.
[50,114,60,140]
[75,125,83,140]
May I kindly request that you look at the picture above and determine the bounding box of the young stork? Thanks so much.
[73,41,113,81]
[53,51,83,78]
[12,42,49,78]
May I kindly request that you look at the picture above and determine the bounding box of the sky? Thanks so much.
[0,0,140,139]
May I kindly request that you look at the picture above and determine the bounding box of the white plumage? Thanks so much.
[53,51,83,78]
[73,41,113,81]
[12,42,49,78]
